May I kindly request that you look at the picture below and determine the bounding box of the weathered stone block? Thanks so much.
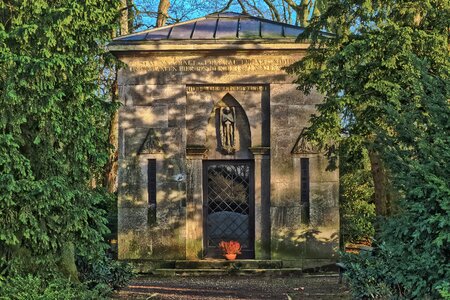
[270,84,306,105]
[186,92,215,145]
[270,206,302,229]
[287,105,317,127]
[118,157,147,208]
[118,67,183,85]
[123,128,150,157]
[120,106,168,129]
[271,181,299,207]
[122,127,186,158]
[118,207,148,232]
[119,85,186,106]
[310,182,339,227]
[155,128,186,155]
[118,226,186,260]
[270,84,324,106]
[308,155,339,183]
[168,104,186,128]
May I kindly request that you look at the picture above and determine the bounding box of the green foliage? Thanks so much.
[289,0,450,298]
[0,274,110,300]
[342,251,395,299]
[0,0,120,276]
[77,256,134,290]
[340,144,375,244]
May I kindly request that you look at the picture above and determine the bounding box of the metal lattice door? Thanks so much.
[203,161,255,258]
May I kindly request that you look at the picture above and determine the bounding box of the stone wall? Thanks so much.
[116,49,339,266]
[270,84,339,267]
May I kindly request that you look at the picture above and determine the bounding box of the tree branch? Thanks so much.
[236,0,248,14]
[218,0,233,13]
[262,0,281,21]
[156,0,170,27]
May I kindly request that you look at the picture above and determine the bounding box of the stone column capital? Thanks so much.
[186,145,208,159]
[249,147,270,157]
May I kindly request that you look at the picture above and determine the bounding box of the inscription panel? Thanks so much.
[125,56,298,73]
[186,85,268,92]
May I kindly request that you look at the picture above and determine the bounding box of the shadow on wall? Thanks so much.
[272,227,339,260]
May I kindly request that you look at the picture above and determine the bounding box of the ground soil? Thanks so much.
[114,275,350,300]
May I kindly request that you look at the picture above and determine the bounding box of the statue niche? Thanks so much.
[206,93,251,158]
[219,106,236,154]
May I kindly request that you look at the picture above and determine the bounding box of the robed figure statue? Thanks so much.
[220,107,236,154]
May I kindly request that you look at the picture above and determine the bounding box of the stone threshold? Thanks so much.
[128,259,338,275]
[131,259,304,276]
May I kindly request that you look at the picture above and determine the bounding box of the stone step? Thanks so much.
[174,259,283,270]
[152,268,302,277]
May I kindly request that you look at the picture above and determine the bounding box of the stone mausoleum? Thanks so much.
[109,12,339,271]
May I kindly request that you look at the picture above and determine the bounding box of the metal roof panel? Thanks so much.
[284,26,304,38]
[111,12,310,43]
[216,18,238,39]
[169,22,196,39]
[239,18,261,39]
[261,22,283,39]
[191,19,217,39]
[145,27,171,40]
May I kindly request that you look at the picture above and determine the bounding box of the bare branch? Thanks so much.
[262,0,281,21]
[218,0,234,13]
[245,0,265,18]
[236,0,248,14]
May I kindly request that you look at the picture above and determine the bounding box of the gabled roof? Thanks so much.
[112,12,306,43]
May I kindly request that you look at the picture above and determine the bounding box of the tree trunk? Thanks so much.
[105,78,119,193]
[368,149,389,216]
[119,0,128,35]
[156,0,170,27]
[127,0,135,32]
[58,242,80,282]
[105,0,130,193]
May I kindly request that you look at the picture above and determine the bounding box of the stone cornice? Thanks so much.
[108,41,310,53]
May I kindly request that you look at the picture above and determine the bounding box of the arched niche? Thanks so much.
[205,93,252,159]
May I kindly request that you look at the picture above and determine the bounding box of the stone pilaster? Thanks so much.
[250,147,271,259]
[185,146,207,259]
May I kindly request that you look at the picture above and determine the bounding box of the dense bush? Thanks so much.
[77,256,134,290]
[340,146,375,244]
[0,0,120,278]
[0,275,110,300]
[289,0,449,297]
[342,250,394,299]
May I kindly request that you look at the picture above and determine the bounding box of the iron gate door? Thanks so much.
[203,160,255,259]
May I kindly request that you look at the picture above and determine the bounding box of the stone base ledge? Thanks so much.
[125,258,338,274]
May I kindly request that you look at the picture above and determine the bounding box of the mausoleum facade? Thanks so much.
[109,12,339,269]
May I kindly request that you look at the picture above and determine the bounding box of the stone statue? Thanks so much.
[220,107,236,153]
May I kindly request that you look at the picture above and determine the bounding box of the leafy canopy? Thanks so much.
[288,0,449,297]
[0,0,119,273]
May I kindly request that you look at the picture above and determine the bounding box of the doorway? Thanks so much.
[203,160,255,258]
